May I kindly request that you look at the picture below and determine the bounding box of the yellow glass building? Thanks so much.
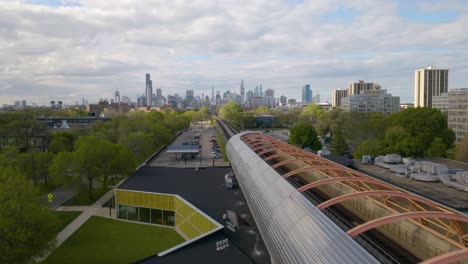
[115,189,222,240]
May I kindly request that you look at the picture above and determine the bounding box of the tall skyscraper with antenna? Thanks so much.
[211,86,215,105]
[145,73,153,106]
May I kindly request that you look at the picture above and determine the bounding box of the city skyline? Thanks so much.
[1,0,468,105]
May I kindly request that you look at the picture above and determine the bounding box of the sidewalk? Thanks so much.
[43,183,78,210]
[39,187,116,262]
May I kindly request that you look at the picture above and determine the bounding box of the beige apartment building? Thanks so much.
[332,88,348,108]
[414,66,448,108]
[348,80,381,95]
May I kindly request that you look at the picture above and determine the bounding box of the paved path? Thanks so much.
[43,183,77,209]
[39,187,117,262]
[55,189,115,247]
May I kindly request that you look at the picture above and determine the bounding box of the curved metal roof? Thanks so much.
[227,132,379,264]
[235,132,468,263]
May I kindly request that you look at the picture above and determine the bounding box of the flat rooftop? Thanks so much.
[352,160,468,213]
[119,166,270,264]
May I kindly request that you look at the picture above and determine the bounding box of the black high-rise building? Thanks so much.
[145,73,153,106]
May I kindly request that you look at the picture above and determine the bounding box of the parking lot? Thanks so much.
[149,122,230,168]
[246,128,290,142]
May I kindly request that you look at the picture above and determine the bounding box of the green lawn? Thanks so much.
[52,211,82,235]
[63,187,110,206]
[44,216,185,264]
[216,132,229,162]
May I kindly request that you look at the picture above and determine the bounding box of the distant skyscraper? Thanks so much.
[332,88,348,108]
[156,88,162,97]
[264,88,275,108]
[414,66,449,108]
[302,84,312,103]
[211,86,215,105]
[313,93,320,104]
[240,80,245,105]
[280,95,287,105]
[145,73,153,106]
[246,90,253,107]
[186,90,194,107]
[115,90,120,103]
[254,86,259,96]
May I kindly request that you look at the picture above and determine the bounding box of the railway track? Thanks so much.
[215,117,239,139]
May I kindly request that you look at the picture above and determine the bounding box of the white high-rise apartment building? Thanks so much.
[341,89,400,114]
[414,66,448,108]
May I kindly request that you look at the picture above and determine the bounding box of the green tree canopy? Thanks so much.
[392,107,454,149]
[219,102,243,127]
[425,137,447,158]
[0,167,58,263]
[49,131,74,153]
[330,128,348,155]
[299,104,324,123]
[455,136,468,162]
[288,122,322,151]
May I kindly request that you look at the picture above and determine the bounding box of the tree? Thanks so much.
[425,137,447,158]
[73,136,104,200]
[219,102,243,127]
[198,106,209,121]
[353,139,384,159]
[392,107,454,149]
[299,104,324,123]
[0,167,58,263]
[288,122,322,151]
[455,136,468,162]
[95,139,119,188]
[251,106,270,115]
[48,151,76,186]
[118,132,154,163]
[18,152,53,186]
[330,128,348,155]
[49,131,73,153]
[110,145,136,185]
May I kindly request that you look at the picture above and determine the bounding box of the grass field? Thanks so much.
[216,132,229,162]
[63,187,110,206]
[44,216,185,264]
[52,211,82,235]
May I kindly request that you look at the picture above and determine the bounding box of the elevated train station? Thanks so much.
[225,130,468,264]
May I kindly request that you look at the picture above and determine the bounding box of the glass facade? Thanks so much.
[116,190,219,240]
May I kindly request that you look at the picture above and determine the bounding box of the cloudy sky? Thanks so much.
[1,0,467,106]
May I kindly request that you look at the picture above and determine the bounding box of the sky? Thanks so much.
[1,0,468,105]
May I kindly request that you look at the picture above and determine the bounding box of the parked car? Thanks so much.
[210,153,222,158]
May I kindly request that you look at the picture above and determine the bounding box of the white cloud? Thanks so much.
[0,0,467,105]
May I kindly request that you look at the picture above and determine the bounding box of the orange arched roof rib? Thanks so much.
[251,142,283,151]
[418,248,468,264]
[317,190,441,211]
[298,177,395,192]
[271,157,330,169]
[347,211,468,237]
[282,165,346,178]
